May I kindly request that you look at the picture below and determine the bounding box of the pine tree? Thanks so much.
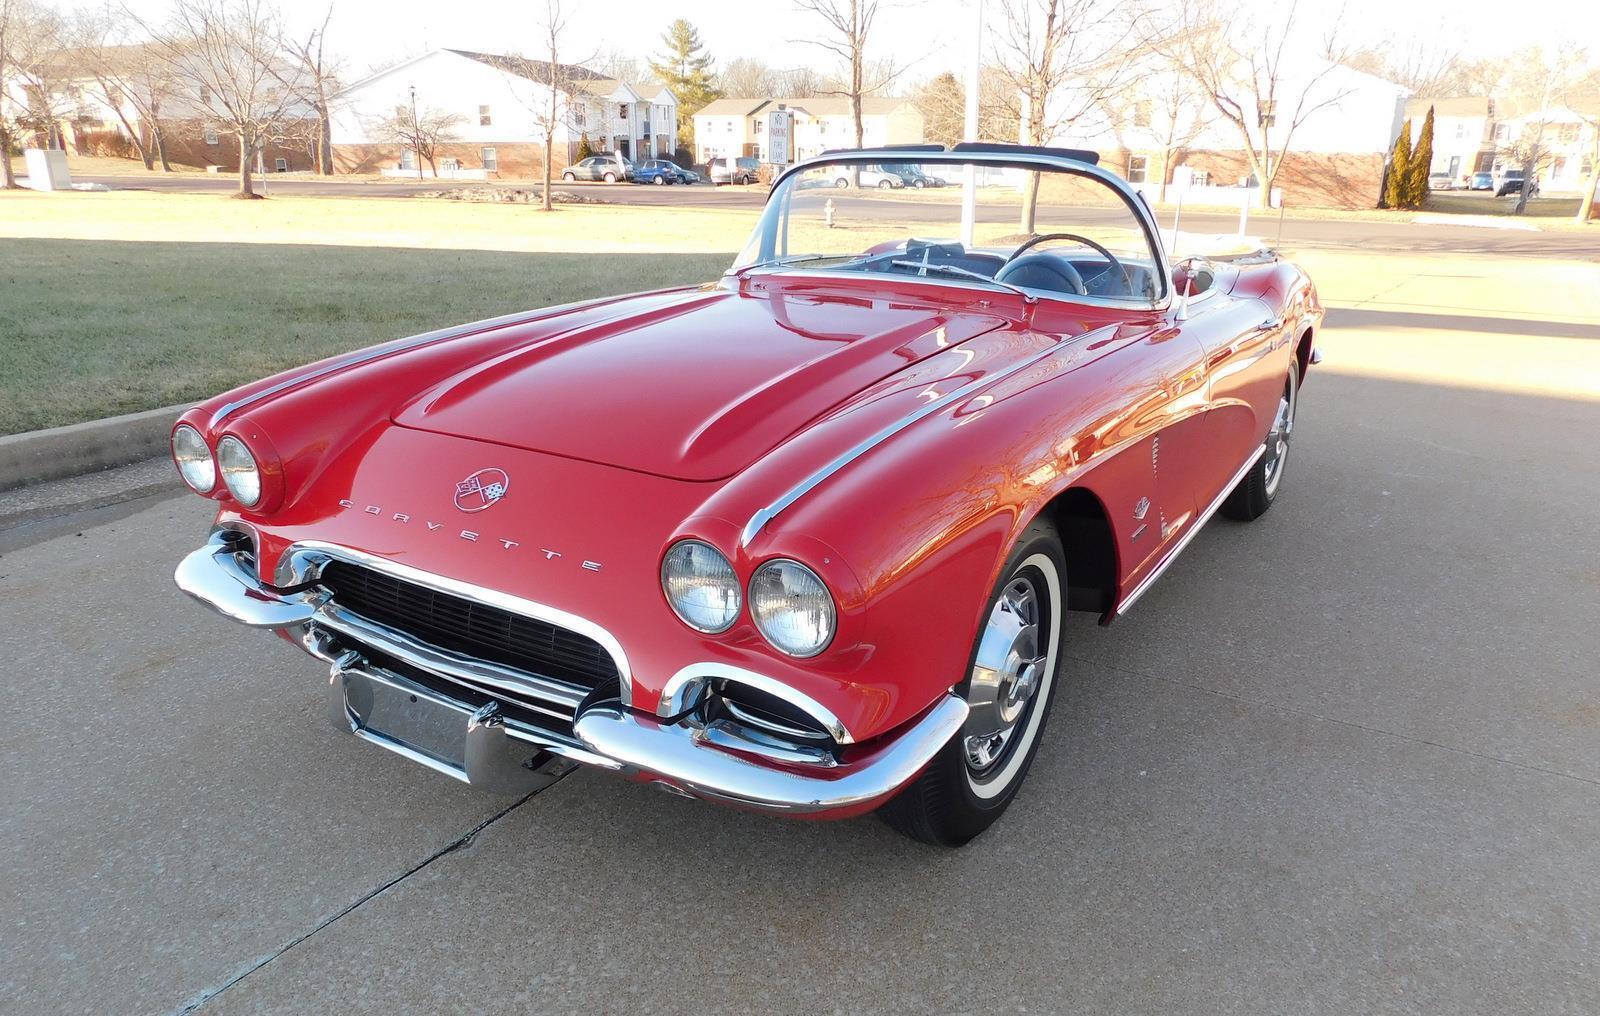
[648,20,720,148]
[576,133,593,160]
[1384,119,1412,209]
[1407,106,1435,207]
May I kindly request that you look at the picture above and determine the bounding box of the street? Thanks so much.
[3,237,1598,1014]
[75,173,1600,259]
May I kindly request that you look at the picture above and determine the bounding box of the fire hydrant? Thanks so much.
[824,198,836,228]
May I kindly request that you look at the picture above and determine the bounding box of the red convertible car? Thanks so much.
[174,144,1322,845]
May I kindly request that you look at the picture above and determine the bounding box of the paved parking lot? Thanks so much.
[3,242,1598,1015]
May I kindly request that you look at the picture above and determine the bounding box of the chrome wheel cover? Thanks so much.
[1263,372,1297,497]
[964,573,1049,778]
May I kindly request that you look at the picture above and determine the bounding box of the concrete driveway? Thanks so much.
[3,245,1598,1015]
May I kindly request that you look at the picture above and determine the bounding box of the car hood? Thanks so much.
[392,284,1007,481]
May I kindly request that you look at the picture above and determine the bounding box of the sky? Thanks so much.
[107,0,1600,87]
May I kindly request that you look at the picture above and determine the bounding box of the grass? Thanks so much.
[0,240,729,434]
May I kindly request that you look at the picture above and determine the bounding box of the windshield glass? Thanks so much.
[733,157,1165,304]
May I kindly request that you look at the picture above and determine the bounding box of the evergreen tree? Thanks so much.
[576,133,593,160]
[648,20,720,148]
[1407,105,1435,206]
[1384,119,1412,209]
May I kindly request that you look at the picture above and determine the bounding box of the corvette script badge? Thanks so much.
[454,468,510,513]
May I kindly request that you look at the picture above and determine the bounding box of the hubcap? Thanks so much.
[1263,374,1296,497]
[963,574,1048,775]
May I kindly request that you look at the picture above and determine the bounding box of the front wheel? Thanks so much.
[880,519,1066,846]
[1223,365,1298,521]
[562,172,576,181]
[652,176,666,185]
[603,172,617,183]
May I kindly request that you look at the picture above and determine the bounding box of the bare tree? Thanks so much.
[4,0,68,155]
[1133,68,1212,201]
[774,65,825,97]
[593,46,639,85]
[69,10,155,167]
[509,0,592,211]
[794,0,897,148]
[283,3,340,175]
[915,67,1018,146]
[373,103,462,176]
[718,56,777,97]
[137,0,306,198]
[1344,32,1463,97]
[1564,69,1600,222]
[0,0,36,186]
[993,0,1138,231]
[1496,46,1592,214]
[1145,0,1354,208]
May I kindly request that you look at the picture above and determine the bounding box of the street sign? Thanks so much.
[767,110,793,165]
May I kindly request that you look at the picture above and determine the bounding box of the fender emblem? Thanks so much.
[1133,497,1150,520]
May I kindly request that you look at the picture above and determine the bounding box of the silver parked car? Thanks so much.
[709,156,761,185]
[562,156,634,183]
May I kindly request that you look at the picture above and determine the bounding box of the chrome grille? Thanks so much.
[315,561,620,693]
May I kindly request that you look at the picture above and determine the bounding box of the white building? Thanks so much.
[692,96,924,163]
[330,48,676,177]
[1053,57,1407,207]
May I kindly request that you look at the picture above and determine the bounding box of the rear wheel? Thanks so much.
[880,519,1066,846]
[603,171,617,183]
[1223,365,1298,521]
[834,177,849,188]
[653,175,666,185]
[562,171,576,181]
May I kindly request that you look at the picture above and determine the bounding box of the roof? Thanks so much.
[693,95,914,119]
[445,49,606,84]
[1405,96,1491,119]
[693,98,772,117]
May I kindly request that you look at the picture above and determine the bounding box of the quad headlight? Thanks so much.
[749,559,836,658]
[661,540,741,633]
[171,425,215,493]
[216,435,262,506]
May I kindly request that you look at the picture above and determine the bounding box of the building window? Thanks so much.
[619,103,628,119]
[478,105,492,126]
[1455,123,1467,140]
[203,126,219,145]
[1126,154,1148,183]
[274,157,288,172]
[1131,101,1151,129]
[481,146,497,171]
[398,148,415,170]
[754,118,763,134]
[573,105,585,126]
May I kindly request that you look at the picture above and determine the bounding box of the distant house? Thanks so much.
[692,96,925,164]
[1056,58,1407,208]
[4,43,315,172]
[329,48,677,178]
[1404,96,1496,184]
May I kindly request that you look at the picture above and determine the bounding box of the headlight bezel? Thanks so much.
[216,434,262,507]
[748,558,837,659]
[171,424,215,493]
[661,538,742,634]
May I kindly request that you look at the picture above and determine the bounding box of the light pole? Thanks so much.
[959,0,985,247]
[409,84,423,182]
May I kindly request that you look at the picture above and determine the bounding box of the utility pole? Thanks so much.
[959,0,984,247]
[409,84,423,182]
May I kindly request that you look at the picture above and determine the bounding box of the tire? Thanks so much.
[1222,364,1298,521]
[914,179,927,189]
[653,176,666,185]
[877,179,893,189]
[880,518,1067,846]
[834,177,849,188]
[603,172,617,183]
[562,172,576,181]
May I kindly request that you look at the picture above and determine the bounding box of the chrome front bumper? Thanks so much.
[174,535,967,815]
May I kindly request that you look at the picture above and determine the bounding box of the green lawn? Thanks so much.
[0,240,730,435]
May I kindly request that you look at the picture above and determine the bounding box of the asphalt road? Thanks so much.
[77,173,1600,260]
[4,262,1600,1014]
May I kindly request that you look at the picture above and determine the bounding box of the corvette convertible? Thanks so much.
[174,144,1322,845]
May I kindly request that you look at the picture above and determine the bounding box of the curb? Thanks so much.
[0,404,189,493]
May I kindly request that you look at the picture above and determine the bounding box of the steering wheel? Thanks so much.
[998,232,1134,296]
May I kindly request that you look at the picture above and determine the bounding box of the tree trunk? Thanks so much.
[1576,136,1598,223]
[317,104,332,175]
[1158,147,1172,203]
[154,125,172,172]
[1019,171,1041,235]
[0,131,15,189]
[238,131,255,197]
[543,88,555,212]
[1514,155,1534,215]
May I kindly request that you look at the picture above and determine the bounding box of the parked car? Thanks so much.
[1428,172,1454,191]
[1470,172,1493,191]
[880,162,947,188]
[830,165,907,189]
[709,156,761,185]
[633,160,682,185]
[562,156,634,183]
[1496,172,1539,198]
[172,144,1322,846]
[677,167,702,184]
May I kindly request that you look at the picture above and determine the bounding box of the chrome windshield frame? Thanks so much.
[731,147,1174,312]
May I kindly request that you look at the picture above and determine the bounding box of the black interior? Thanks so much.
[838,239,1157,300]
